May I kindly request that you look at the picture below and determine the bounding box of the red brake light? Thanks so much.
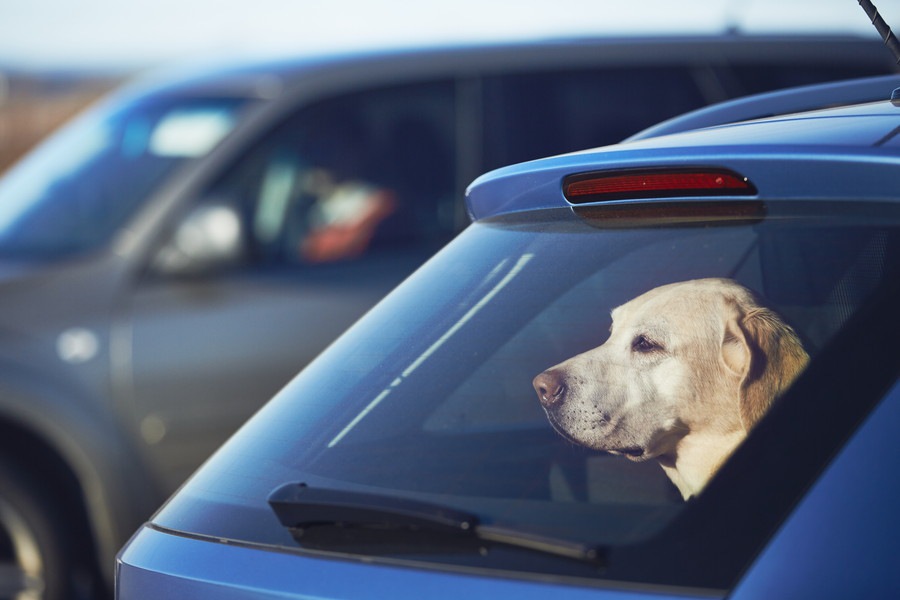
[564,168,757,203]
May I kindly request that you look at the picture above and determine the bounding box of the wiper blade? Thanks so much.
[474,524,603,563]
[268,482,477,533]
[268,482,604,564]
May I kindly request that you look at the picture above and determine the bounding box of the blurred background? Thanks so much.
[0,0,897,175]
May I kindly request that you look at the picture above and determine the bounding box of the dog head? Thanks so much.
[533,278,808,465]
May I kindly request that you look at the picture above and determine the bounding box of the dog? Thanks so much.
[533,278,808,500]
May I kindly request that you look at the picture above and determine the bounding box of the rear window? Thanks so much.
[154,199,900,590]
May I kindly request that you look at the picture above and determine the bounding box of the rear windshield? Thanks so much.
[154,199,900,589]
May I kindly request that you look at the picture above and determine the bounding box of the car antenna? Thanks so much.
[857,0,900,66]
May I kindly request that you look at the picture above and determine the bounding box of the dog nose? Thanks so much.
[533,370,567,408]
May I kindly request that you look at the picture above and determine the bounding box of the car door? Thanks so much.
[123,79,460,493]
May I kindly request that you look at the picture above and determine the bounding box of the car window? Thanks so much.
[481,67,707,170]
[154,198,900,589]
[479,61,897,173]
[0,94,249,260]
[189,80,459,270]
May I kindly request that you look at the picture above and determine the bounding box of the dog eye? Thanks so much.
[632,335,661,353]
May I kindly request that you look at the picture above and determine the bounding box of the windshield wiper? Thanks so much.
[268,482,604,564]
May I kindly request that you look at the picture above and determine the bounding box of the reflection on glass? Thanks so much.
[0,94,248,260]
[328,253,534,448]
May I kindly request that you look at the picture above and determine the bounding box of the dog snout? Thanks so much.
[533,369,567,408]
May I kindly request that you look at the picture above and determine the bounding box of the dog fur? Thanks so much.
[533,278,808,499]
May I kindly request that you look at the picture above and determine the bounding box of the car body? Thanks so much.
[0,34,896,598]
[117,75,900,598]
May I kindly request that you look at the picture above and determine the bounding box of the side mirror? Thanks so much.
[152,204,244,276]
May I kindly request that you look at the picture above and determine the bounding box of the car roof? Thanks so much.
[466,95,900,220]
[628,73,900,141]
[122,33,891,101]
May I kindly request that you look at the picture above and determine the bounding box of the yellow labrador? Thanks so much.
[533,278,808,500]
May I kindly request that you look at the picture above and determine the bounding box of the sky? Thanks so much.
[0,0,896,73]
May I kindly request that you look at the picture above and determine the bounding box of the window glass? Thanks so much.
[155,199,900,587]
[0,95,249,260]
[197,80,458,268]
[481,68,706,171]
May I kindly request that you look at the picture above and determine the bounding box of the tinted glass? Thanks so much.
[193,80,459,268]
[0,94,249,259]
[154,199,899,588]
[481,67,706,170]
[479,61,897,173]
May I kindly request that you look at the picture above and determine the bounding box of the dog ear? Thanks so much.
[721,314,751,382]
[734,308,809,431]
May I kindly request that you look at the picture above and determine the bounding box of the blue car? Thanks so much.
[117,73,900,598]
